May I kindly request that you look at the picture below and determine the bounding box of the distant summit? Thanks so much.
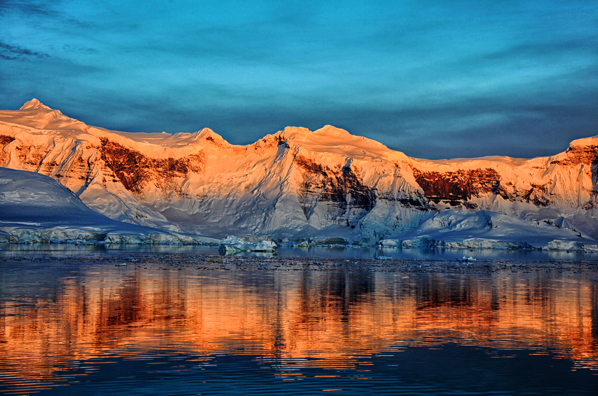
[19,98,52,111]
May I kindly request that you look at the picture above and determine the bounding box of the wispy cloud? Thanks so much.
[0,41,47,60]
[0,0,60,17]
[0,0,597,159]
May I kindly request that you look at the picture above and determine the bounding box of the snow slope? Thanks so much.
[0,167,218,245]
[379,210,597,251]
[0,99,597,248]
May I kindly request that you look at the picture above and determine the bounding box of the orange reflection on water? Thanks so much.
[1,266,597,389]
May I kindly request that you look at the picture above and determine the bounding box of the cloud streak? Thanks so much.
[0,0,58,16]
[0,41,47,60]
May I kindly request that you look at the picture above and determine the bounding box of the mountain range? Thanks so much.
[1,99,596,249]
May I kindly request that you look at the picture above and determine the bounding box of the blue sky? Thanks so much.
[1,0,597,159]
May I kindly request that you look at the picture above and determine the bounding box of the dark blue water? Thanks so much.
[0,254,597,395]
[0,242,593,261]
[4,347,592,395]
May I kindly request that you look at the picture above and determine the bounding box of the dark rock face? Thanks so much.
[411,167,557,207]
[2,141,52,174]
[100,139,148,193]
[521,184,550,207]
[585,157,598,208]
[17,145,47,169]
[293,155,428,227]
[294,155,374,224]
[556,144,598,209]
[0,136,94,186]
[99,139,204,194]
[551,145,598,166]
[0,135,18,167]
[0,135,15,146]
[412,168,503,205]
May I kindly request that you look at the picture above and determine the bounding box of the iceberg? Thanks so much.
[219,236,278,253]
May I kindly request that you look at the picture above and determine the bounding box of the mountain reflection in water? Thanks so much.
[0,256,597,395]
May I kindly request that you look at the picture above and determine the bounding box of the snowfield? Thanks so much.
[0,168,218,245]
[0,99,597,250]
[379,210,598,252]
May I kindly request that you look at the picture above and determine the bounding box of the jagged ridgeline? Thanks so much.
[1,99,597,243]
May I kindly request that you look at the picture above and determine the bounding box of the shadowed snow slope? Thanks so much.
[0,167,218,244]
[1,99,597,247]
[379,210,597,251]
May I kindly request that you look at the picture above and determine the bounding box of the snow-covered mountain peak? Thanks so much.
[101,128,214,149]
[19,98,52,111]
[568,135,598,149]
[280,125,392,161]
[280,125,359,142]
[278,126,312,140]
[542,134,598,167]
[196,128,228,144]
[1,99,86,132]
[314,125,351,136]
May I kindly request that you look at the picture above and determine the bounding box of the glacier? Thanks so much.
[0,99,597,250]
[0,167,218,245]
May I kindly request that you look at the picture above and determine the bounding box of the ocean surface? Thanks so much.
[1,242,595,261]
[1,246,597,395]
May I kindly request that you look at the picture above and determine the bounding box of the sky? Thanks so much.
[1,0,597,159]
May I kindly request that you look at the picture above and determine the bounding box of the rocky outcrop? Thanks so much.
[0,135,14,146]
[99,138,204,194]
[295,154,374,225]
[550,144,598,166]
[412,168,503,206]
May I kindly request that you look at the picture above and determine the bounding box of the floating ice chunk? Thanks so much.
[400,237,439,248]
[377,239,402,248]
[547,239,598,252]
[458,256,477,262]
[546,240,585,251]
[292,240,309,248]
[219,236,278,253]
[311,237,350,246]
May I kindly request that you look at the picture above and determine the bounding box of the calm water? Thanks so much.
[1,253,597,395]
[1,242,595,261]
